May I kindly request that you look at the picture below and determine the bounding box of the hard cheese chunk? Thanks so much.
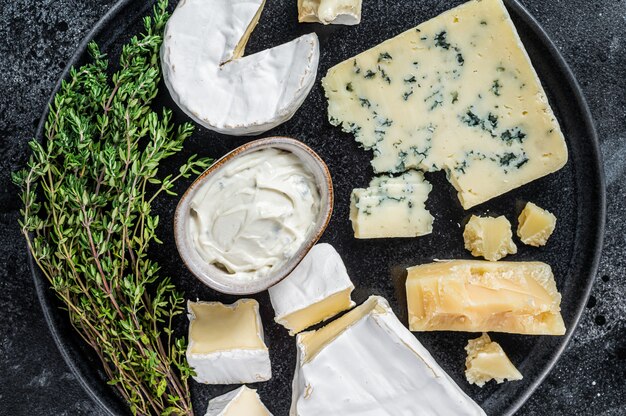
[406,260,566,335]
[323,0,568,209]
[291,296,486,415]
[268,243,355,335]
[205,386,273,416]
[350,170,433,238]
[463,215,517,261]
[298,0,362,25]
[517,202,557,246]
[187,300,271,384]
[465,333,523,387]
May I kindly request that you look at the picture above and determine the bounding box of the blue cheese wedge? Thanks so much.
[350,170,433,238]
[187,300,271,384]
[290,296,486,415]
[323,0,568,209]
[268,244,355,335]
[205,386,272,416]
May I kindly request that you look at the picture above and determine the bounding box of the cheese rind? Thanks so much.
[291,296,486,415]
[187,300,272,384]
[162,0,319,136]
[406,260,566,335]
[298,0,362,25]
[323,0,568,209]
[463,215,517,261]
[350,170,434,238]
[517,202,557,246]
[205,386,273,416]
[268,244,355,335]
[465,333,523,387]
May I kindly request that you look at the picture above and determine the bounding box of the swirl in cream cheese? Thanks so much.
[189,148,320,280]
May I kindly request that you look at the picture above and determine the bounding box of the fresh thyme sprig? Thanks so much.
[13,1,211,414]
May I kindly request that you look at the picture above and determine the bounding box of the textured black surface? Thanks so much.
[0,1,624,416]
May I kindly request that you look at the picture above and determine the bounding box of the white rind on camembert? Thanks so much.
[290,296,486,415]
[323,0,568,209]
[162,0,319,136]
[205,385,273,416]
[187,300,271,384]
[298,0,362,25]
[268,244,355,335]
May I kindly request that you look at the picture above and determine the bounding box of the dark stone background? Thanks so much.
[0,0,624,415]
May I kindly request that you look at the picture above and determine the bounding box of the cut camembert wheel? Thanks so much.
[162,0,320,136]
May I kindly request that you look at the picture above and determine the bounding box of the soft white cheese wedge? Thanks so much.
[290,296,486,416]
[187,300,271,384]
[162,0,320,136]
[298,0,362,25]
[268,243,355,335]
[205,386,273,416]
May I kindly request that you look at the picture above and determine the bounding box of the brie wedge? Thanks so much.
[162,0,320,135]
[298,0,362,25]
[465,333,523,387]
[290,296,486,415]
[268,243,355,335]
[187,300,271,384]
[205,386,273,416]
[406,260,566,335]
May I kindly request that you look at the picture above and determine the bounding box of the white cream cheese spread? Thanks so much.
[189,148,320,280]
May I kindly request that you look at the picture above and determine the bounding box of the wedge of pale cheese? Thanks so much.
[205,386,272,416]
[323,0,568,209]
[517,202,557,246]
[290,296,486,416]
[298,0,362,25]
[406,260,566,335]
[350,170,433,238]
[268,244,355,335]
[465,333,523,387]
[463,215,517,261]
[162,0,319,136]
[187,300,271,384]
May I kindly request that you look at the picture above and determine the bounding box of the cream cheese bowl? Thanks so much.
[174,137,334,295]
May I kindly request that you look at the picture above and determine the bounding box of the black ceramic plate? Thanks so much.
[32,1,605,415]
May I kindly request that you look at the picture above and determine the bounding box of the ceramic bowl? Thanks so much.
[174,137,334,295]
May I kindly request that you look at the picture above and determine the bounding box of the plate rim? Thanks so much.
[29,1,607,415]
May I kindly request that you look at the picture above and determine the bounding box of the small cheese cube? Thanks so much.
[205,386,272,416]
[350,170,433,239]
[463,215,517,261]
[406,260,566,335]
[268,244,355,335]
[298,0,362,25]
[517,202,557,246]
[187,300,271,384]
[465,333,523,387]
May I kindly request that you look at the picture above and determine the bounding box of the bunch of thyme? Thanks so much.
[13,1,210,414]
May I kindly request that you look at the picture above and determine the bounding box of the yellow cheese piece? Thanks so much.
[463,215,517,261]
[517,202,557,246]
[223,387,271,416]
[298,0,362,25]
[406,260,566,335]
[465,333,523,387]
[322,0,568,209]
[189,300,266,354]
[277,288,354,335]
[297,296,387,363]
